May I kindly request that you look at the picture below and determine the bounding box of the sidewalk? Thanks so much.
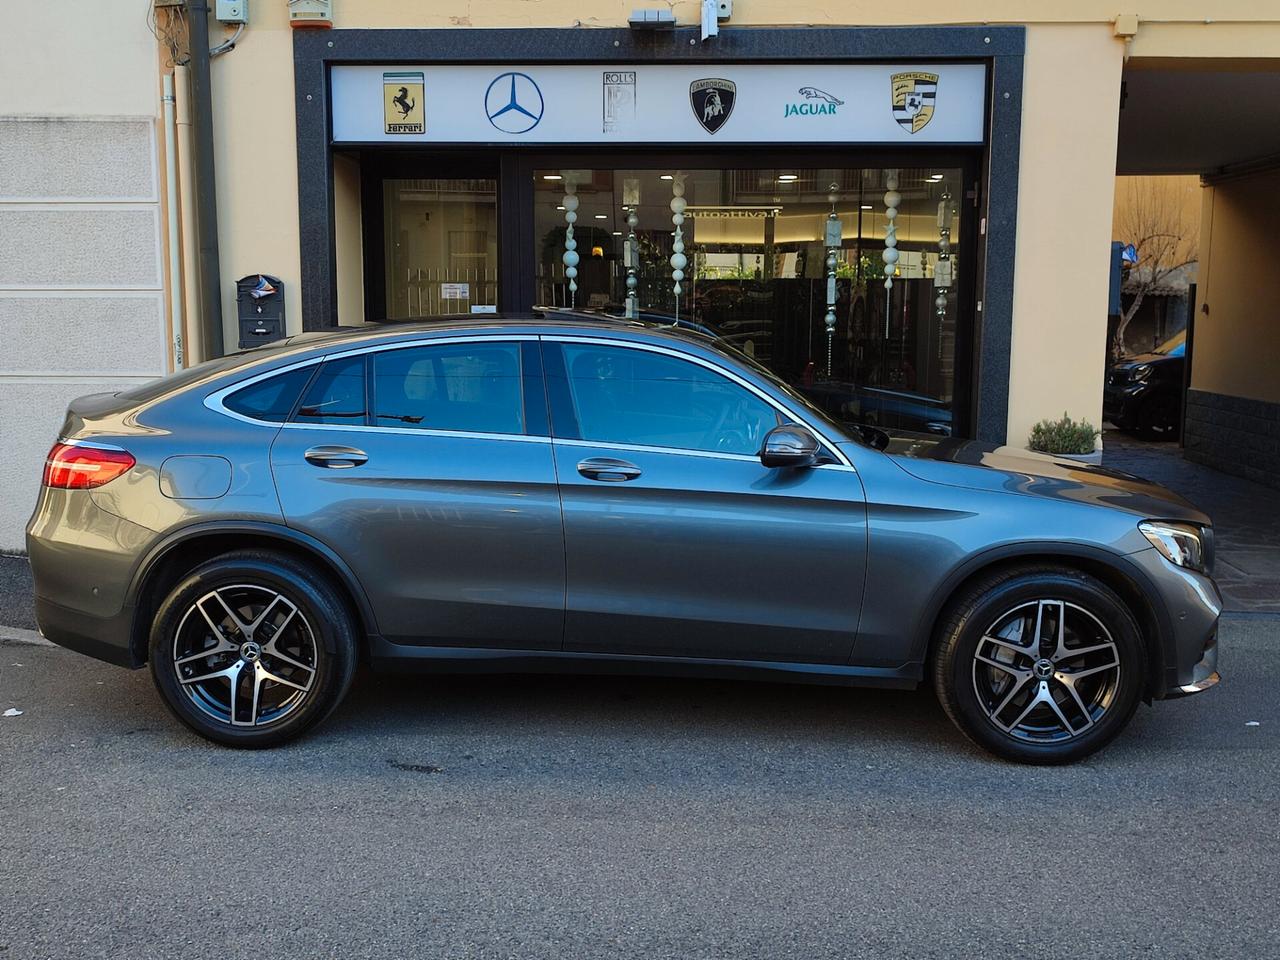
[1103,430,1280,613]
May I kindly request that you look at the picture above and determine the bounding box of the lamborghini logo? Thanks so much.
[890,71,938,134]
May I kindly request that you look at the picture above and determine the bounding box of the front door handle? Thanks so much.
[304,445,368,469]
[576,457,642,482]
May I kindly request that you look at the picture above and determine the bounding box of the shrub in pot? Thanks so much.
[1028,412,1101,463]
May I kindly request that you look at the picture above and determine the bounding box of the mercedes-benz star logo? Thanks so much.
[484,72,544,134]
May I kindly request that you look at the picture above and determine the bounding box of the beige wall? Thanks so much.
[208,4,302,346]
[334,153,366,326]
[1005,24,1124,449]
[0,6,167,549]
[1192,168,1280,404]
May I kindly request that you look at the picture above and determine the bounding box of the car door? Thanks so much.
[543,336,868,665]
[270,337,564,649]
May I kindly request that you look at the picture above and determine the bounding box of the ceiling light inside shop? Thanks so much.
[927,174,944,181]
[612,231,622,236]
[594,214,608,219]
[660,174,674,181]
[861,204,873,210]
[542,174,563,181]
[777,174,799,182]
[556,205,565,210]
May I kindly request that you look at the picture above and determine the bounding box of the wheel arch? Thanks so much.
[917,542,1170,699]
[126,521,379,665]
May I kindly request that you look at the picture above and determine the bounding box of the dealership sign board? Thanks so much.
[330,63,987,144]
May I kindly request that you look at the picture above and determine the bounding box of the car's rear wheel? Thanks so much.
[933,566,1145,764]
[149,550,357,747]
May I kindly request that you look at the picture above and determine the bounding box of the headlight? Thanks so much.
[1140,520,1206,573]
[1130,363,1152,382]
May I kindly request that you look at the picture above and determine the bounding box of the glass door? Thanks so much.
[382,177,499,318]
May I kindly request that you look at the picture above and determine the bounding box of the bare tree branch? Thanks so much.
[1114,178,1199,356]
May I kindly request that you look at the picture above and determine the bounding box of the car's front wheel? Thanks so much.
[933,566,1146,764]
[149,550,358,747]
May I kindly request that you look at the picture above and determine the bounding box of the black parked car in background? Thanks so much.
[1104,331,1186,439]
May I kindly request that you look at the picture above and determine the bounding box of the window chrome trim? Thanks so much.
[543,334,854,469]
[276,421,551,443]
[552,437,759,464]
[204,334,543,432]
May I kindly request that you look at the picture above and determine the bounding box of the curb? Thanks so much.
[0,625,52,647]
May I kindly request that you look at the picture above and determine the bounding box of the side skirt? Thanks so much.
[367,636,921,690]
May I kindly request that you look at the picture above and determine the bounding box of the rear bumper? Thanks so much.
[34,595,141,668]
[27,487,153,670]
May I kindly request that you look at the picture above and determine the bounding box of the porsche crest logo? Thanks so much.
[890,71,938,134]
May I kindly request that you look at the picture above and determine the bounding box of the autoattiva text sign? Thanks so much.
[329,63,987,144]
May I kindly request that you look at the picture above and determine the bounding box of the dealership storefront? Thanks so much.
[294,28,1023,440]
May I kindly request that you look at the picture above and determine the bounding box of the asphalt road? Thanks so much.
[2,618,1278,960]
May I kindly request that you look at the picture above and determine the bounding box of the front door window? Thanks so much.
[557,342,778,456]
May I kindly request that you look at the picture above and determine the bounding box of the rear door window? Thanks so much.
[371,342,524,435]
[293,355,368,425]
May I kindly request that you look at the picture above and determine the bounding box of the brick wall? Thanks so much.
[1184,389,1280,488]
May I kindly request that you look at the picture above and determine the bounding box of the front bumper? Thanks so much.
[1103,382,1150,426]
[1126,546,1223,699]
[1165,626,1220,698]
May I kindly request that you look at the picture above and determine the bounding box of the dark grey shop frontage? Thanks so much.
[292,26,1024,441]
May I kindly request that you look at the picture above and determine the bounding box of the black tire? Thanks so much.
[149,550,358,748]
[932,565,1145,764]
[1135,394,1180,440]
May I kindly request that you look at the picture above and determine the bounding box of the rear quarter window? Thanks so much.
[223,366,316,422]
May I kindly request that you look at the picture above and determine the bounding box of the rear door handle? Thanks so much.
[576,457,642,482]
[304,445,368,469]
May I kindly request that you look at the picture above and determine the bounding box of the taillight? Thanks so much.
[42,442,135,490]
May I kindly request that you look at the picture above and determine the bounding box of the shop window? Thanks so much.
[383,179,498,319]
[535,168,964,437]
[371,342,524,435]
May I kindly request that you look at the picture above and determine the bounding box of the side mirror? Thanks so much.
[759,424,822,468]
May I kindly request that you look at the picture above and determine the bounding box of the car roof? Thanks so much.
[279,312,708,353]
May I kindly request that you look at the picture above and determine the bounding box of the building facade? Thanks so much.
[3,2,1280,549]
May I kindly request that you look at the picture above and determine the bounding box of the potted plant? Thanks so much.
[1028,412,1102,465]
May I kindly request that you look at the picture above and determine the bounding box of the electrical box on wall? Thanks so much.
[236,275,285,349]
[215,0,247,23]
[289,0,333,28]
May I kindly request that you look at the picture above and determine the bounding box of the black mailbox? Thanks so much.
[236,274,285,349]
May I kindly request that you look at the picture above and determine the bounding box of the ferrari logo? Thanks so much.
[890,71,938,134]
[383,71,425,135]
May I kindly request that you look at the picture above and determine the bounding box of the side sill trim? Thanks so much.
[368,638,919,688]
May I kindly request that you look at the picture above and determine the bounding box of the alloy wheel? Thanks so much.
[971,599,1121,743]
[171,584,318,728]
